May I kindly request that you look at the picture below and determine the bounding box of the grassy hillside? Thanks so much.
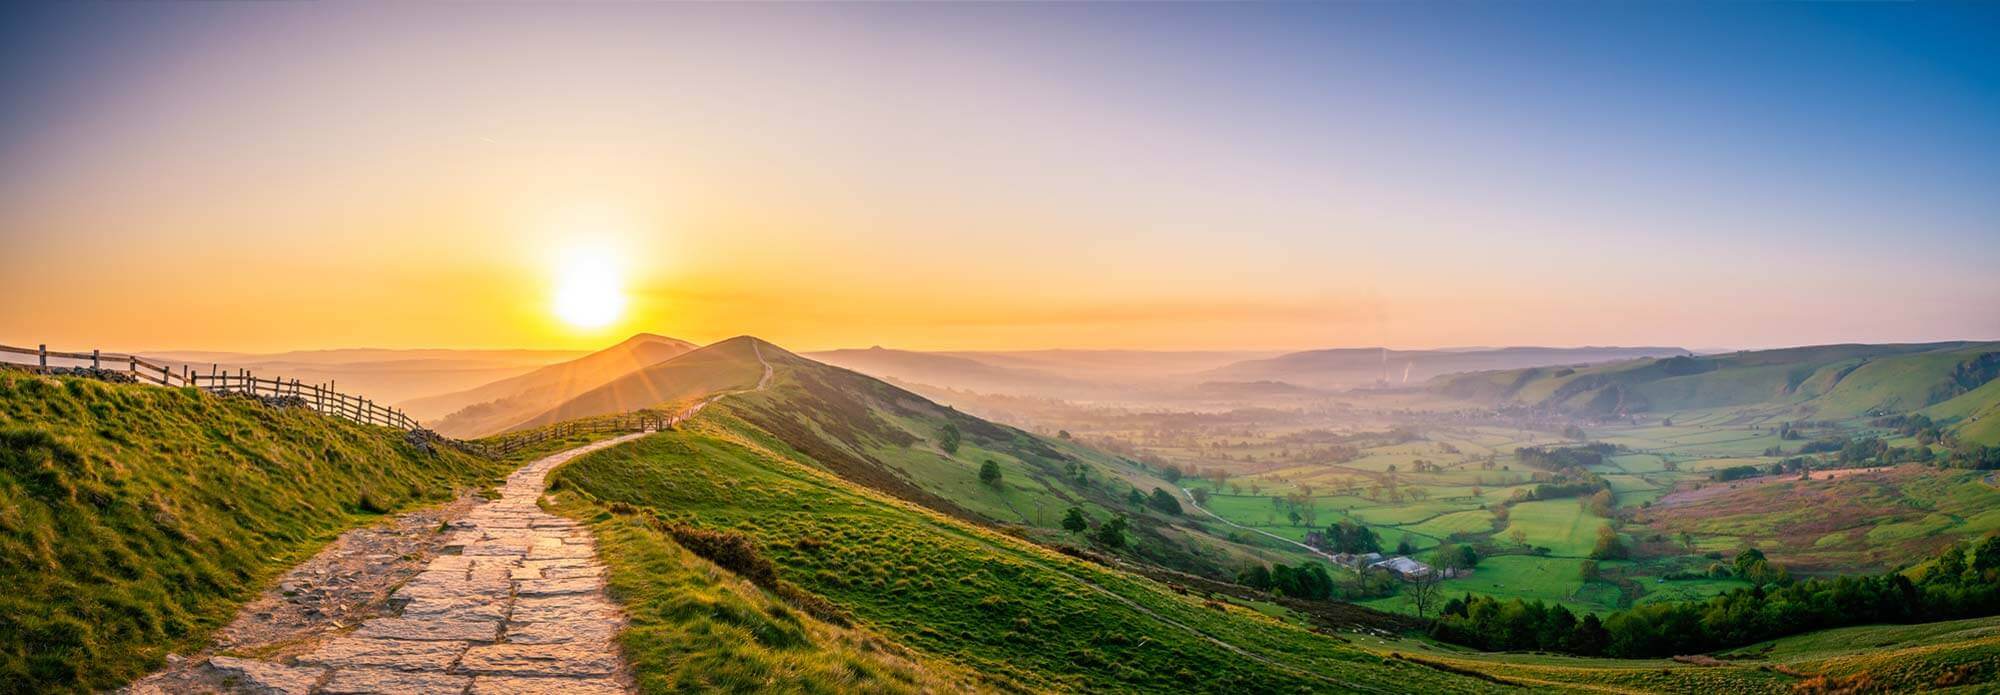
[723,341,1319,579]
[1434,342,2000,444]
[411,332,695,436]
[513,336,767,432]
[0,371,508,693]
[548,418,1491,693]
[1356,614,2000,693]
[806,347,1091,398]
[545,381,2000,692]
[545,492,990,693]
[1206,346,1685,389]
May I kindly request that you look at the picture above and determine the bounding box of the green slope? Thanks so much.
[550,417,1493,693]
[1434,343,2000,436]
[720,340,1318,579]
[513,336,767,432]
[0,371,508,693]
[1361,614,2000,693]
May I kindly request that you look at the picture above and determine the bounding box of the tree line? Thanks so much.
[1431,537,2000,657]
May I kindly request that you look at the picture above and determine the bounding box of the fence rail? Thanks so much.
[467,411,680,458]
[0,343,676,455]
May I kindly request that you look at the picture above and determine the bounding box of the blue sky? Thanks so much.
[0,2,1995,351]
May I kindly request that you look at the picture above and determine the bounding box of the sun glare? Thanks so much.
[552,247,626,329]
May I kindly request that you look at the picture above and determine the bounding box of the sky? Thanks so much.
[2,2,1996,354]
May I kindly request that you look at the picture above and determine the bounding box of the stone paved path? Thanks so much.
[207,433,648,695]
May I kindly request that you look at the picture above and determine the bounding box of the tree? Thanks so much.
[1057,429,1072,440]
[1127,488,1146,506]
[1396,538,1416,556]
[1677,531,1696,554]
[1407,570,1445,619]
[1093,514,1128,549]
[1148,488,1184,515]
[1974,534,2000,578]
[1732,548,1767,578]
[1239,563,1273,590]
[1585,489,1614,517]
[1190,487,1210,506]
[1061,507,1089,535]
[1433,542,1478,571]
[1579,559,1600,582]
[1509,528,1528,546]
[938,423,962,454]
[979,459,1002,487]
[1927,544,1968,587]
[1590,526,1628,560]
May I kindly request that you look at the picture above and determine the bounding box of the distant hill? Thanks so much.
[408,333,696,437]
[933,348,1281,382]
[1202,346,1689,389]
[703,340,1317,579]
[509,336,768,431]
[143,347,582,406]
[538,336,2000,693]
[1433,341,2000,443]
[804,347,1091,397]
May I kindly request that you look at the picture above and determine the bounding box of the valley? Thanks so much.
[4,335,1999,693]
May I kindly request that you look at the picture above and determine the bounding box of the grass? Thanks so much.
[1501,501,1604,557]
[717,343,1318,577]
[0,371,508,693]
[1364,556,1617,615]
[544,492,987,694]
[549,416,1495,693]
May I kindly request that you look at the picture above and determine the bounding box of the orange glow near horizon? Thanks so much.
[1,4,1994,355]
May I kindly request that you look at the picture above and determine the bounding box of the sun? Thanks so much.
[551,246,626,329]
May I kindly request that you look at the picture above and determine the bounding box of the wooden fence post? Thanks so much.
[92,349,100,370]
[38,344,46,369]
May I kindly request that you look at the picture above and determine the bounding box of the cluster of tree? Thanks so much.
[1711,465,1761,482]
[1061,506,1130,549]
[1145,488,1183,515]
[979,460,1003,487]
[1515,442,1618,472]
[1435,538,2000,658]
[1432,542,1479,570]
[1777,421,1804,440]
[1270,492,1320,527]
[1237,561,1339,600]
[1942,443,2000,470]
[1580,489,1615,517]
[1517,473,1610,502]
[1789,433,1999,469]
[1589,525,1628,560]
[1314,519,1382,554]
[938,423,962,454]
[1797,436,1848,454]
[1874,413,1944,443]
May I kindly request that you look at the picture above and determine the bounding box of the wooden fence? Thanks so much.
[0,343,675,455]
[467,411,677,458]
